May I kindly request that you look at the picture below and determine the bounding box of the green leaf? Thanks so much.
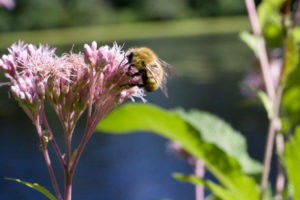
[284,127,300,200]
[258,0,285,28]
[282,55,300,130]
[173,173,238,200]
[5,177,57,200]
[257,90,273,119]
[70,148,77,163]
[176,108,262,175]
[239,31,258,56]
[281,34,299,83]
[97,103,260,200]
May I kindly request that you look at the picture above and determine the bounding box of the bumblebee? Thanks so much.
[126,47,176,97]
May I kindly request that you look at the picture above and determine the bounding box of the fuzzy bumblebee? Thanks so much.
[126,47,176,97]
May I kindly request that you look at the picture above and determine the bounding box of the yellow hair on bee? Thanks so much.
[127,47,176,97]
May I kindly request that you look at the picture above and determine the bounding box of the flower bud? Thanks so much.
[83,44,92,64]
[37,82,46,100]
[27,44,36,56]
[91,41,97,51]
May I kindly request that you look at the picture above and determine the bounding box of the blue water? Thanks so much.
[0,34,272,200]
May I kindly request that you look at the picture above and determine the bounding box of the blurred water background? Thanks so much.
[0,1,271,200]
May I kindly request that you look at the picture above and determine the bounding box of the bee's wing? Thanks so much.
[160,72,169,97]
[145,63,168,96]
[145,64,160,84]
[158,58,177,77]
[158,58,177,97]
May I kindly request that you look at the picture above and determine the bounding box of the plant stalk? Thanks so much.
[41,111,66,168]
[275,133,285,200]
[43,149,63,200]
[34,116,63,200]
[245,0,276,101]
[195,160,205,200]
[64,171,72,200]
[260,86,283,199]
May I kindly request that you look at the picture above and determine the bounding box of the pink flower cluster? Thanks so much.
[0,41,145,132]
[0,40,146,200]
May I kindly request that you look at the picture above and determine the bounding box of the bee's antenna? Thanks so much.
[118,54,127,68]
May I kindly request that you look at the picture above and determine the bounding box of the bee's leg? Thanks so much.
[128,83,145,88]
[134,69,146,76]
[127,64,136,75]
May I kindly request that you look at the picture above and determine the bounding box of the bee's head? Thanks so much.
[126,49,135,64]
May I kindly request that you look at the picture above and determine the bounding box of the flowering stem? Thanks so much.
[244,0,284,198]
[69,120,92,175]
[275,133,285,200]
[41,111,66,168]
[34,117,63,200]
[245,0,276,101]
[195,160,205,200]
[43,149,63,200]
[64,171,72,200]
[260,86,283,199]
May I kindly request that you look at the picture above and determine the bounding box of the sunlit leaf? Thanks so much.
[5,177,57,200]
[173,173,238,200]
[256,90,273,119]
[284,127,300,200]
[176,108,262,175]
[97,103,260,200]
[282,56,300,131]
[258,0,285,28]
[239,31,258,56]
[281,34,299,83]
[70,148,77,163]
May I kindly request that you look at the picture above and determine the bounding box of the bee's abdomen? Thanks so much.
[143,70,161,92]
[144,77,159,92]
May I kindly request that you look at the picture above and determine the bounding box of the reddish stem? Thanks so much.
[34,116,63,200]
[64,172,72,200]
[43,149,63,200]
[195,160,205,200]
[245,0,276,101]
[41,111,66,168]
[275,133,285,200]
[260,86,283,199]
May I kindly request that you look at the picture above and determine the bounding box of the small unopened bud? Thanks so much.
[18,78,27,91]
[91,41,97,51]
[19,91,26,100]
[47,76,54,92]
[25,92,33,103]
[60,78,69,95]
[95,51,106,70]
[40,131,52,151]
[2,55,15,73]
[84,44,92,64]
[27,44,36,56]
[37,82,45,100]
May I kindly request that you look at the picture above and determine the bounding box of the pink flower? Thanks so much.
[0,40,145,135]
[82,41,145,135]
[242,49,282,97]
[0,0,15,10]
[0,41,56,120]
[0,40,146,200]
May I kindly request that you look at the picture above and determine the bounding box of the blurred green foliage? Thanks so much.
[0,0,247,32]
[97,103,261,200]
